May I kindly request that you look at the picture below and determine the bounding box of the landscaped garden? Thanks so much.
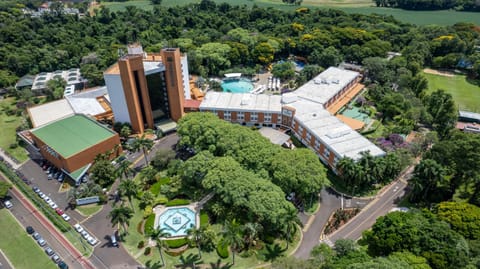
[0,209,56,269]
[100,113,322,268]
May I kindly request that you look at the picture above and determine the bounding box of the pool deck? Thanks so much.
[152,204,200,238]
[326,83,365,115]
[336,114,365,130]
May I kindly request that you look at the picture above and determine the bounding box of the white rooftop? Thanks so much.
[66,87,109,117]
[28,99,74,128]
[32,69,83,91]
[282,67,359,105]
[143,61,165,75]
[200,92,282,113]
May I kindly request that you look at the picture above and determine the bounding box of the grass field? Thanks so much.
[76,204,103,217]
[424,72,480,112]
[100,0,480,25]
[0,209,57,269]
[0,98,28,162]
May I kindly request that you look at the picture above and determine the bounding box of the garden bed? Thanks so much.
[323,208,360,235]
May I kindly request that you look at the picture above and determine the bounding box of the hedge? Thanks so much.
[200,211,209,227]
[0,162,71,232]
[165,199,190,207]
[144,214,155,236]
[165,238,188,249]
[153,196,168,206]
[216,242,229,259]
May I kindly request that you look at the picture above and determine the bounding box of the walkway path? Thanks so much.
[0,148,20,169]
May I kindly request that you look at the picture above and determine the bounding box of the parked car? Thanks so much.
[44,196,51,203]
[58,260,69,269]
[26,226,35,234]
[55,208,64,215]
[58,173,65,182]
[32,186,40,193]
[32,232,41,240]
[39,192,45,198]
[37,238,47,246]
[110,235,118,247]
[73,224,83,233]
[51,254,60,263]
[4,200,13,209]
[61,214,70,221]
[87,237,97,246]
[44,246,54,256]
[81,231,89,239]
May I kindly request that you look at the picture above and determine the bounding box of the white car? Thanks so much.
[44,196,51,203]
[50,202,58,209]
[81,230,89,239]
[4,200,13,209]
[87,237,97,246]
[74,224,84,233]
[40,193,46,199]
[61,214,70,221]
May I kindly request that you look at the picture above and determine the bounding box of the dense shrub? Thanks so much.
[144,247,151,255]
[165,238,189,248]
[200,211,209,227]
[165,199,190,207]
[138,241,145,249]
[143,205,152,218]
[144,214,155,236]
[216,242,229,259]
[153,196,168,206]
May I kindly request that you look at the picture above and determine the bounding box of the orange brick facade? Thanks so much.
[31,134,121,173]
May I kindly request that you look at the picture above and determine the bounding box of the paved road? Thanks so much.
[1,177,92,269]
[294,189,341,259]
[329,180,408,242]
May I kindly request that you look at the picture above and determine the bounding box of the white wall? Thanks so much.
[181,55,191,100]
[104,74,131,124]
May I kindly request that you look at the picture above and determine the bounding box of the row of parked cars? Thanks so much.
[73,224,98,246]
[26,226,68,269]
[32,186,71,222]
[41,161,66,182]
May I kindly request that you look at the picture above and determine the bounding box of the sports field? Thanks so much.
[99,0,480,25]
[0,209,56,269]
[424,72,480,112]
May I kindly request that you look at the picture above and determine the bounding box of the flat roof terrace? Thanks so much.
[31,114,117,158]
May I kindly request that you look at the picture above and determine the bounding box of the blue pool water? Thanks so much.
[158,207,196,237]
[221,78,254,93]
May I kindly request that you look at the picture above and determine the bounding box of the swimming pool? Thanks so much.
[158,207,196,237]
[221,78,254,93]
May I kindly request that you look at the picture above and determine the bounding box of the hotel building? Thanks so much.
[200,67,385,172]
[104,45,190,134]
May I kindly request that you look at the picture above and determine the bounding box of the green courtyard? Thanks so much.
[424,72,480,112]
[0,97,29,162]
[0,209,56,269]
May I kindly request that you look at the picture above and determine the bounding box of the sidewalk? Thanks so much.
[0,148,20,170]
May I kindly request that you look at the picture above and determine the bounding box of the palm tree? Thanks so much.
[118,179,139,211]
[282,206,302,249]
[219,219,243,265]
[108,206,133,235]
[139,165,157,190]
[243,222,262,250]
[132,134,154,166]
[150,227,171,267]
[117,160,133,180]
[140,191,155,209]
[337,157,356,188]
[409,159,445,201]
[187,226,206,258]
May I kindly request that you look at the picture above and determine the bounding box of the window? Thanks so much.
[298,125,304,134]
[292,121,297,130]
[278,115,282,122]
[323,148,330,158]
[264,113,271,123]
[251,112,258,122]
[314,140,320,150]
[224,111,231,120]
[306,132,311,142]
[334,155,340,165]
[237,112,244,121]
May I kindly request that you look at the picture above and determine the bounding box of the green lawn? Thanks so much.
[100,0,480,25]
[424,72,480,112]
[0,97,28,162]
[76,204,103,217]
[0,209,57,269]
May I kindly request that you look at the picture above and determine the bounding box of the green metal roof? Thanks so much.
[65,163,91,182]
[31,114,116,158]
